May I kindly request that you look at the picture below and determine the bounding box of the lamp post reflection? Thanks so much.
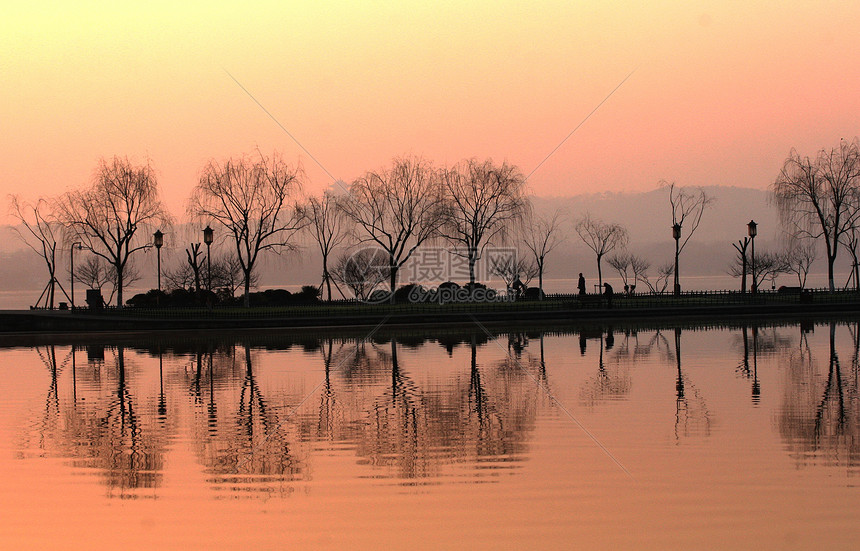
[751,325,760,404]
[673,327,711,441]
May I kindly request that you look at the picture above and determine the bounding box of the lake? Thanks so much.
[0,318,857,549]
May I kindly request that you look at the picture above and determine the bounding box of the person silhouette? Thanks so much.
[603,282,614,308]
[577,273,586,297]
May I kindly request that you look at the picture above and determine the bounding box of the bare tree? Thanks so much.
[772,138,860,291]
[191,152,306,307]
[163,243,209,292]
[783,238,816,289]
[607,252,632,290]
[729,250,790,290]
[163,261,196,291]
[166,252,255,297]
[55,156,170,307]
[210,254,257,296]
[331,247,390,301]
[520,209,565,299]
[489,250,539,294]
[630,255,651,291]
[574,213,628,290]
[73,255,138,305]
[302,191,350,300]
[840,225,860,291]
[9,196,68,308]
[440,159,529,285]
[731,238,751,292]
[339,156,447,298]
[607,252,649,294]
[641,262,673,294]
[186,243,204,291]
[665,181,714,294]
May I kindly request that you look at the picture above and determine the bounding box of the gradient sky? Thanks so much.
[2,1,859,223]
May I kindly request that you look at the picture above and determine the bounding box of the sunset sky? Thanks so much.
[2,1,859,223]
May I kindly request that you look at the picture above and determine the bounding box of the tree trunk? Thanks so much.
[825,237,836,292]
[468,248,477,285]
[116,264,124,308]
[323,256,332,301]
[243,268,251,307]
[597,253,603,290]
[389,260,398,303]
[538,260,544,301]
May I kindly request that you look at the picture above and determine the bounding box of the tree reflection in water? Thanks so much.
[578,326,635,407]
[297,333,542,481]
[189,344,308,496]
[24,345,173,498]
[777,322,860,473]
[19,319,860,497]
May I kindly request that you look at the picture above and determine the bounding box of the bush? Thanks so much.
[395,283,425,303]
[524,287,544,300]
[126,288,219,307]
[297,285,321,303]
[438,281,460,291]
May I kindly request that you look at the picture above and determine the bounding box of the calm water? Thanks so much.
[1,319,858,549]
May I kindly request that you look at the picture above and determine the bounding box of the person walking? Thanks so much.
[577,273,586,297]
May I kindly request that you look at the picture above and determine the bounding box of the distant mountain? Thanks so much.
[530,185,777,246]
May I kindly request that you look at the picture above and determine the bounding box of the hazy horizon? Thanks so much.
[4,184,852,309]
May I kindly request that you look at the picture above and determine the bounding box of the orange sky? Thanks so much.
[2,1,859,223]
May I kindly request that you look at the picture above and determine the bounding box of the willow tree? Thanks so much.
[56,156,169,307]
[190,152,305,307]
[772,138,860,291]
[339,156,447,298]
[440,159,529,285]
[574,213,628,289]
[302,191,350,300]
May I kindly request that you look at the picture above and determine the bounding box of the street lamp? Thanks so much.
[70,242,82,309]
[153,230,164,292]
[672,223,682,296]
[203,225,214,291]
[748,220,757,293]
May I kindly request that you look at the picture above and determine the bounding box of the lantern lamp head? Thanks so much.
[747,220,757,238]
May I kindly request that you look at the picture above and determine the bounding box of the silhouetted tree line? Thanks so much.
[7,138,859,308]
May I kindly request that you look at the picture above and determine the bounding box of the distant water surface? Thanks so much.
[0,319,858,549]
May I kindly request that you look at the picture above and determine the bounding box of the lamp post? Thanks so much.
[672,223,681,296]
[748,220,757,293]
[70,242,82,309]
[203,225,214,291]
[154,230,164,292]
